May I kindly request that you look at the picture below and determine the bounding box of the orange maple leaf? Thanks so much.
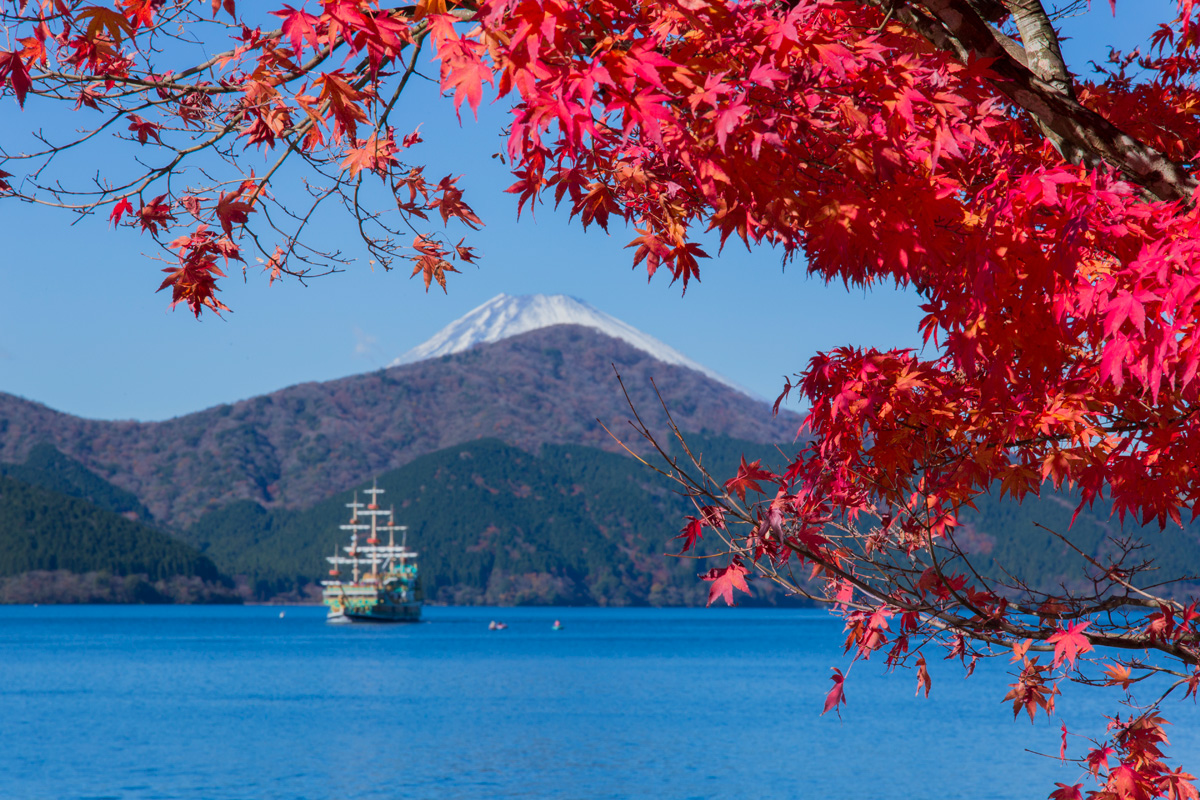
[1103,663,1134,690]
[313,71,370,143]
[408,235,459,293]
[340,133,399,178]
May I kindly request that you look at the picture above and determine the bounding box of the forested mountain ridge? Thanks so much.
[0,325,799,528]
[0,435,1194,607]
[183,435,794,605]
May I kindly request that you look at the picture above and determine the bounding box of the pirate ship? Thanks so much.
[321,480,422,623]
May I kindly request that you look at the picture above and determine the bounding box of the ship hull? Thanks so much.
[326,604,422,624]
[323,587,421,624]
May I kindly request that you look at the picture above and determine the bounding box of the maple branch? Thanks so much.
[1001,0,1103,169]
[377,34,427,136]
[873,0,1198,201]
[625,388,1200,668]
[1001,0,1074,98]
[1031,521,1192,613]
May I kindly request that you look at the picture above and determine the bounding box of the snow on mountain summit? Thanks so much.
[390,293,753,397]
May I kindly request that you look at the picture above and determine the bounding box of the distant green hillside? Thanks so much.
[0,451,240,604]
[675,437,1200,596]
[955,489,1200,597]
[0,473,222,583]
[184,435,792,605]
[0,443,151,520]
[181,431,1200,606]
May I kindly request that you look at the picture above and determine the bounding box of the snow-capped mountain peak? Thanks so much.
[390,293,752,396]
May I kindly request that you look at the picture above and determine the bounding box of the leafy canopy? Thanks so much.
[6,0,1200,797]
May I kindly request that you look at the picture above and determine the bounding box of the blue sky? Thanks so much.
[0,1,1174,421]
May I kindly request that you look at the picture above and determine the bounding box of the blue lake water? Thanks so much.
[1,605,1197,800]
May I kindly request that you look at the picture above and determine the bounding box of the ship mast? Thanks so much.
[339,490,367,584]
[364,479,384,582]
[385,505,396,573]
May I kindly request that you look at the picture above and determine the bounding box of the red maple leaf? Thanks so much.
[673,516,703,554]
[1047,621,1094,669]
[1087,746,1115,778]
[454,238,478,264]
[126,114,162,145]
[272,5,322,55]
[822,668,847,717]
[1010,638,1033,663]
[1144,605,1177,642]
[402,126,423,148]
[723,456,775,503]
[408,235,459,293]
[428,175,483,229]
[17,22,49,67]
[75,6,134,46]
[0,51,32,108]
[699,504,726,529]
[1162,767,1200,800]
[313,71,369,143]
[157,225,240,317]
[915,655,931,698]
[137,195,175,234]
[701,560,751,607]
[1004,657,1057,722]
[214,188,255,236]
[430,15,491,116]
[157,253,230,318]
[1187,670,1200,701]
[117,0,159,29]
[1110,764,1153,800]
[1048,784,1083,800]
[109,196,134,226]
[74,87,102,111]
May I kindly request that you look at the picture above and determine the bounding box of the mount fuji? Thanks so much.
[390,293,754,397]
[0,294,798,528]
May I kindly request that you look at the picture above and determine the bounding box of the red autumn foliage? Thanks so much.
[723,457,776,504]
[700,559,751,607]
[822,667,847,718]
[673,515,703,555]
[915,655,931,699]
[1048,621,1095,669]
[6,1,1200,797]
[409,234,459,293]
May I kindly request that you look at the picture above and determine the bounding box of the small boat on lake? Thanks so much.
[321,480,422,624]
